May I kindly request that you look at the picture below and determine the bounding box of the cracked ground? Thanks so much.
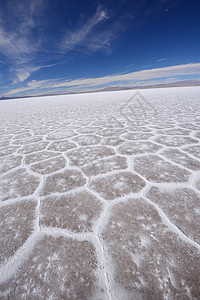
[0,87,200,299]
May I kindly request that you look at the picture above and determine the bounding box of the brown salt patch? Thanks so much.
[82,156,127,177]
[72,134,102,146]
[183,145,200,159]
[47,140,76,152]
[0,168,40,201]
[102,198,200,299]
[18,141,49,154]
[0,154,22,175]
[0,200,37,264]
[122,132,153,140]
[147,187,200,244]
[118,141,162,155]
[13,136,43,145]
[47,129,76,140]
[30,156,66,175]
[25,150,60,165]
[154,135,198,147]
[0,236,102,299]
[41,190,102,232]
[101,136,125,146]
[134,154,190,183]
[89,171,145,200]
[0,146,18,157]
[66,146,114,167]
[40,169,86,196]
[161,148,200,171]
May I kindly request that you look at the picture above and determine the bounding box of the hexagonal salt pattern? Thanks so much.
[102,198,200,299]
[0,236,104,299]
[0,87,200,299]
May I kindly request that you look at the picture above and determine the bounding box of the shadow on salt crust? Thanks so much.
[0,236,104,299]
[41,190,103,232]
[102,198,200,299]
[0,200,37,264]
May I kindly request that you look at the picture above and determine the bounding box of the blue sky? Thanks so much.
[0,0,200,97]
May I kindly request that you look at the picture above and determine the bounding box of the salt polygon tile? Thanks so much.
[47,129,76,140]
[66,146,115,167]
[30,156,66,175]
[118,141,162,155]
[157,128,191,135]
[0,154,22,175]
[47,140,76,152]
[18,141,49,154]
[122,132,153,140]
[0,140,10,147]
[147,187,200,244]
[40,169,86,196]
[102,198,200,299]
[89,171,145,200]
[82,156,127,177]
[0,236,104,299]
[41,190,102,232]
[25,150,60,165]
[134,154,190,183]
[0,168,40,201]
[161,148,200,170]
[13,136,43,145]
[97,128,125,137]
[154,135,198,147]
[0,146,18,157]
[76,126,102,134]
[101,136,125,146]
[0,200,37,264]
[72,134,102,146]
[183,145,200,159]
[177,123,200,130]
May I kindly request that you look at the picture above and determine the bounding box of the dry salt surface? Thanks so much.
[0,86,200,299]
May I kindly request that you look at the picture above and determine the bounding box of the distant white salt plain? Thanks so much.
[0,86,200,299]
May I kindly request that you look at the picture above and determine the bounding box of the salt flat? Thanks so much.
[0,86,200,299]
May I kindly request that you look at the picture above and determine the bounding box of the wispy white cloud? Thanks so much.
[5,63,200,96]
[61,6,109,53]
[157,57,167,62]
[0,0,44,82]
